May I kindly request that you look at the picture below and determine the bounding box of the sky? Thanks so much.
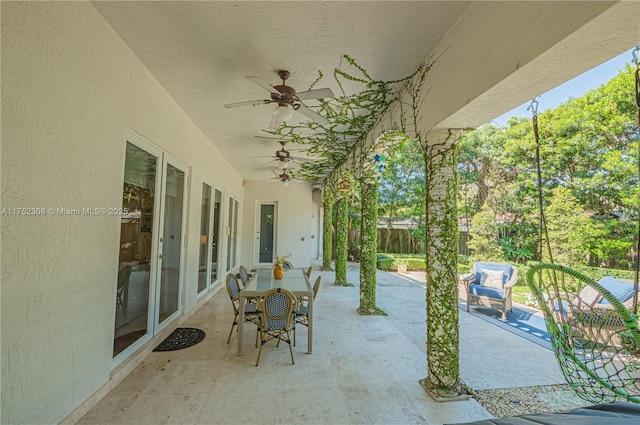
[492,47,636,127]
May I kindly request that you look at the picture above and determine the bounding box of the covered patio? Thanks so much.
[76,266,583,425]
[2,2,639,424]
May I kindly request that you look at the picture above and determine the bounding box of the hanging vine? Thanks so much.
[264,54,417,184]
[268,53,465,398]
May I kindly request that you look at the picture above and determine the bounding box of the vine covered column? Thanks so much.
[322,189,334,271]
[358,179,384,315]
[334,190,349,285]
[419,132,462,400]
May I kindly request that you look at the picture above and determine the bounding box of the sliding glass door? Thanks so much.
[156,163,186,326]
[226,197,239,272]
[197,184,223,297]
[114,134,188,361]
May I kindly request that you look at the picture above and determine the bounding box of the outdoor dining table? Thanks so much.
[237,267,314,355]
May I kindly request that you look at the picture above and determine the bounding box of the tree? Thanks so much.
[466,203,504,261]
[544,186,603,266]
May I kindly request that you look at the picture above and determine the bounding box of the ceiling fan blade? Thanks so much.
[223,99,272,108]
[289,156,314,163]
[295,87,335,101]
[246,76,280,95]
[295,104,329,126]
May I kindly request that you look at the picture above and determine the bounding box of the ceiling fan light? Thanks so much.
[272,105,293,122]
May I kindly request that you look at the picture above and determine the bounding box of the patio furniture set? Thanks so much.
[225,264,320,366]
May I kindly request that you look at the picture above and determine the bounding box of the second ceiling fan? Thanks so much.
[252,141,313,169]
[223,70,334,129]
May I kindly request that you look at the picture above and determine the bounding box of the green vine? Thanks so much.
[322,189,334,271]
[357,179,386,315]
[422,132,463,399]
[269,55,466,398]
[333,191,352,286]
[264,54,416,185]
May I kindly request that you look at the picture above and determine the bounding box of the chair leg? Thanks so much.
[255,343,263,366]
[287,331,295,365]
[227,322,236,344]
[256,331,265,366]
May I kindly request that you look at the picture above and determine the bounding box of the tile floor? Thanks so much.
[78,265,580,425]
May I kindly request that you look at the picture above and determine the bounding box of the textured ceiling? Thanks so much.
[92,1,471,183]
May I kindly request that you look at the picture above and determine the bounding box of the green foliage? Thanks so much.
[375,253,425,271]
[544,186,601,266]
[265,55,416,184]
[467,203,504,261]
[334,194,349,285]
[322,194,334,270]
[458,64,638,270]
[359,180,383,314]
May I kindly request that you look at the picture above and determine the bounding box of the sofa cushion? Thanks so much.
[469,284,505,300]
[596,276,635,305]
[480,269,504,289]
[474,262,512,285]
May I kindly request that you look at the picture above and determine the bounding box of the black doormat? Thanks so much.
[153,328,206,352]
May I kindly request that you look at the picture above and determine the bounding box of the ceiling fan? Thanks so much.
[223,70,334,128]
[274,169,302,186]
[252,141,313,169]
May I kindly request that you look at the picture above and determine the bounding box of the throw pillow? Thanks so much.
[480,269,504,289]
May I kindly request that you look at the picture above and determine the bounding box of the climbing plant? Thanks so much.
[334,190,351,286]
[358,178,386,315]
[420,132,463,399]
[264,55,416,184]
[322,188,335,270]
[267,54,465,399]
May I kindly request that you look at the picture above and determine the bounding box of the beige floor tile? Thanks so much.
[79,265,574,425]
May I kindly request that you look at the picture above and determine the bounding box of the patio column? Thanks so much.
[322,190,334,271]
[420,132,462,400]
[334,191,349,286]
[358,179,384,315]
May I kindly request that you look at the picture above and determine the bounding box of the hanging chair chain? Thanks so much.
[528,99,554,264]
[632,46,640,314]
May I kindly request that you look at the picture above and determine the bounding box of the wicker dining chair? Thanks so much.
[282,260,294,271]
[236,265,253,287]
[225,273,260,346]
[255,287,298,366]
[527,263,640,404]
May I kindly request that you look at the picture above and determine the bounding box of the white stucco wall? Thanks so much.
[1,2,243,424]
[241,180,313,268]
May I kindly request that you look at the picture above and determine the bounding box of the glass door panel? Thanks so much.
[211,189,222,283]
[258,204,275,263]
[197,183,212,294]
[232,199,239,268]
[157,164,185,325]
[226,198,233,271]
[114,142,159,357]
